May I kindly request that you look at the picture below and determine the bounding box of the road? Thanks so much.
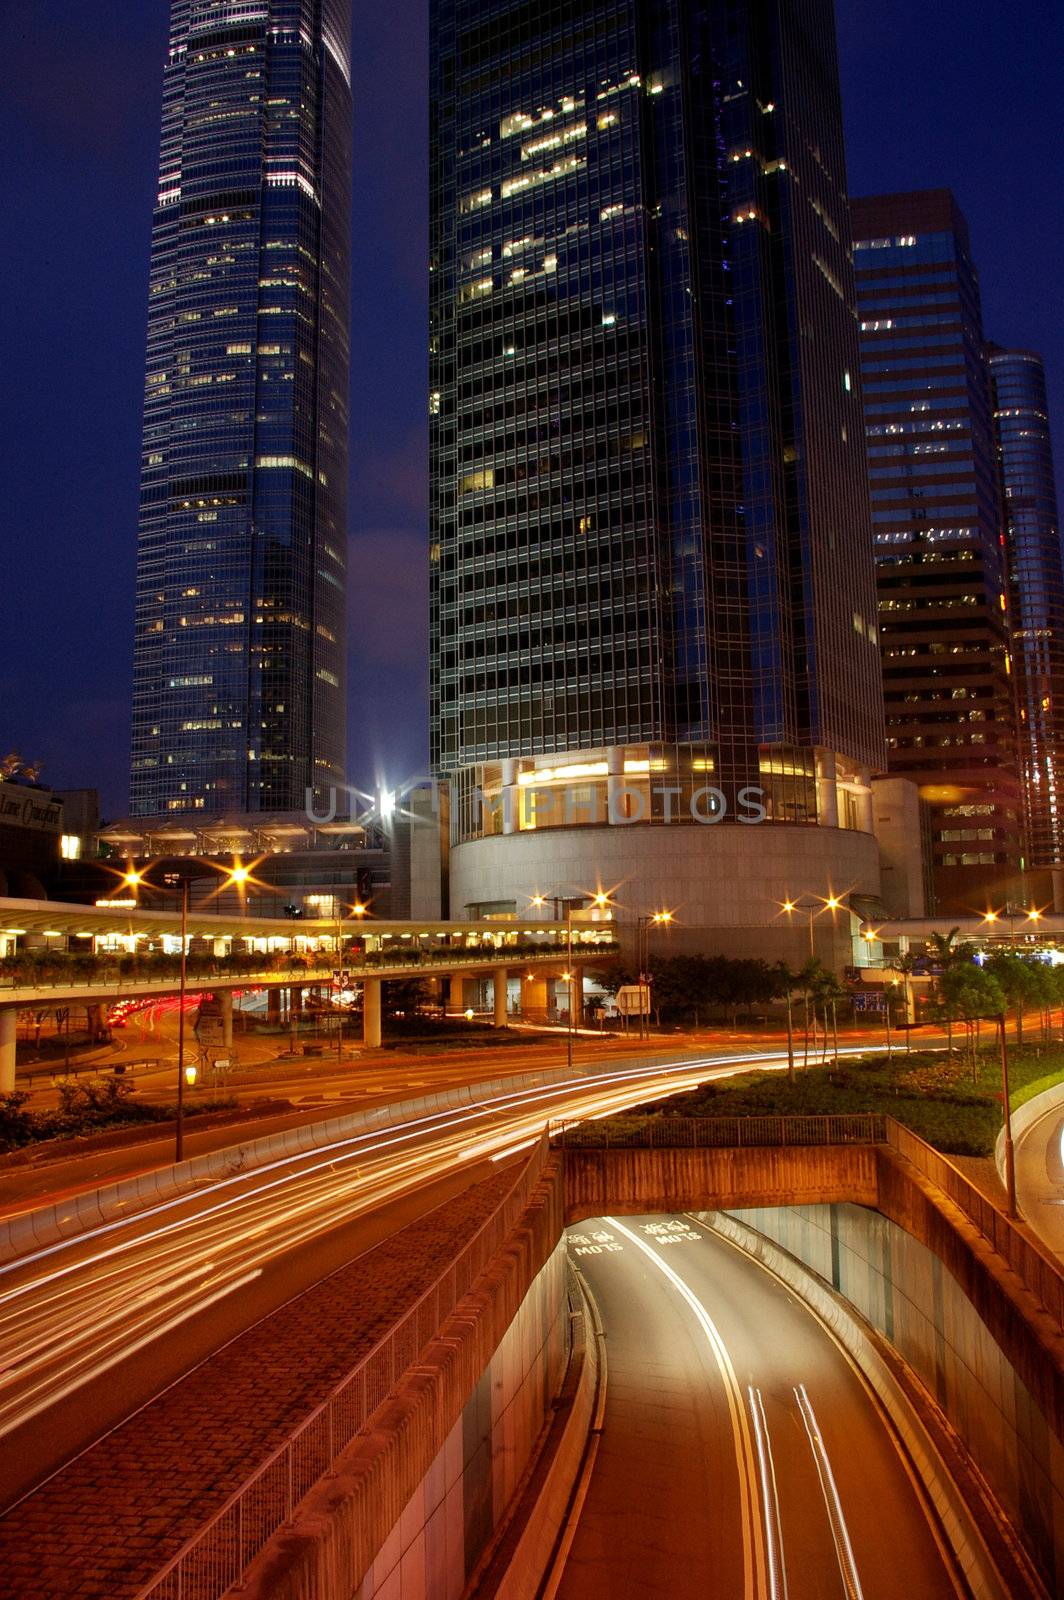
[1013,1088,1064,1262]
[0,1042,814,1507]
[560,1214,963,1600]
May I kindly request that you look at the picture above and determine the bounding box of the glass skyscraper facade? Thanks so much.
[130,1,352,818]
[852,190,1022,911]
[430,0,885,899]
[990,346,1064,877]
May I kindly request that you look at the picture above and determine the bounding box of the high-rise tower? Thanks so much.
[851,191,1022,912]
[130,1,352,817]
[430,0,887,961]
[990,346,1064,895]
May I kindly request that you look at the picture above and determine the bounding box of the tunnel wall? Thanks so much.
[238,1159,569,1600]
[353,1239,569,1600]
[728,1199,1064,1592]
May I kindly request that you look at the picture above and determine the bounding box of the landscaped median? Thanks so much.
[618,1045,1064,1156]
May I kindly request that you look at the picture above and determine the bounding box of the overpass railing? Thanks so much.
[552,1113,886,1148]
[134,1132,550,1600]
[884,1120,1064,1327]
[0,939,617,997]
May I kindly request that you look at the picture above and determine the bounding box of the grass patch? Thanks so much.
[0,1078,238,1152]
[624,1046,1064,1157]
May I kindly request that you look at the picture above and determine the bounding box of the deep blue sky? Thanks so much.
[0,1,1060,818]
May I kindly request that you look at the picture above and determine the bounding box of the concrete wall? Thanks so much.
[729,1199,1064,1594]
[354,1241,569,1599]
[238,1159,567,1600]
[450,822,880,968]
[230,1137,1064,1600]
[564,1144,880,1222]
[871,774,930,917]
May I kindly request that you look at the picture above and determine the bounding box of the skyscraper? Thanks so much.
[990,346,1064,898]
[852,190,1022,912]
[430,0,887,960]
[130,1,352,818]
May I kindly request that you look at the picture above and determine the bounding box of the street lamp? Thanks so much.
[528,888,613,1070]
[781,894,842,960]
[984,902,1041,950]
[635,910,674,1039]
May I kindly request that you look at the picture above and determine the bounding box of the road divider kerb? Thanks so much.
[0,1048,797,1266]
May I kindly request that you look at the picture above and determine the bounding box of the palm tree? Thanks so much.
[890,951,919,1052]
[771,962,799,1081]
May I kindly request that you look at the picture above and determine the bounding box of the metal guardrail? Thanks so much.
[883,1120,1064,1328]
[17,1056,164,1086]
[134,1132,550,1600]
[552,1113,887,1148]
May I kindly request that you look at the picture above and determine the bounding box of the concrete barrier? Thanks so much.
[698,1209,1047,1600]
[471,1265,606,1600]
[234,1158,568,1600]
[0,1047,772,1266]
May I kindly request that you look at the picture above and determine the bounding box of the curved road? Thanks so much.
[1014,1089,1064,1262]
[561,1214,963,1600]
[0,1043,844,1505]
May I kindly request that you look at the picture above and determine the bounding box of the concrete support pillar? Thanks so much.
[521,974,549,1022]
[363,978,382,1048]
[569,968,584,1028]
[493,968,508,1027]
[267,988,281,1024]
[216,990,234,1051]
[450,973,466,1013]
[606,745,626,824]
[817,750,839,829]
[856,767,874,834]
[0,1009,15,1094]
[501,758,518,836]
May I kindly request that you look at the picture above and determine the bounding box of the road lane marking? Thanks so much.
[794,1383,865,1600]
[603,1216,769,1600]
[748,1386,788,1600]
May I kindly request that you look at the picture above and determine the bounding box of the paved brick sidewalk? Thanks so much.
[0,1171,510,1600]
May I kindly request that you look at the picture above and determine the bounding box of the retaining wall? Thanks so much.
[726,1197,1063,1594]
[236,1159,568,1599]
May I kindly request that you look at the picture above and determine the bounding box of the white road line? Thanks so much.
[748,1385,788,1600]
[794,1383,865,1600]
[603,1216,769,1600]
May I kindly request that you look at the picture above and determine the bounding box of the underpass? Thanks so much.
[561,1213,961,1600]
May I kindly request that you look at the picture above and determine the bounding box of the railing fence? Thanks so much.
[135,1133,550,1600]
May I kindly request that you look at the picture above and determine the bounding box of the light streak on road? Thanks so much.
[0,1044,821,1463]
[748,1385,788,1600]
[794,1383,865,1600]
[604,1215,769,1600]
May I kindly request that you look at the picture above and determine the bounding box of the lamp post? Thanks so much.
[128,859,247,1161]
[781,893,842,962]
[530,888,612,1069]
[635,911,674,1039]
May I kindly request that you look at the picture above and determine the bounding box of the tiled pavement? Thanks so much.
[0,1171,510,1600]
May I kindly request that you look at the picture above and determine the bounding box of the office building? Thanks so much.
[852,190,1022,912]
[430,0,887,964]
[989,346,1064,903]
[130,1,352,818]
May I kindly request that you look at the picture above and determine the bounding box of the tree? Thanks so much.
[890,951,919,1051]
[770,962,800,1081]
[934,964,1004,1077]
[985,952,1044,1046]
[928,927,973,971]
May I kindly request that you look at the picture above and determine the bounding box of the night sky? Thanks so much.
[0,1,1060,818]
